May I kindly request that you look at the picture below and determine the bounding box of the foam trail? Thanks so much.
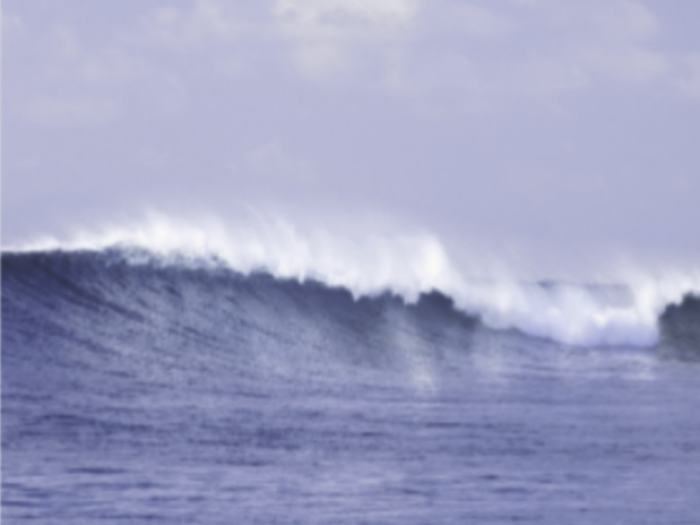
[6,213,700,347]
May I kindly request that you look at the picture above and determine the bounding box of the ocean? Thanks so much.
[3,247,700,524]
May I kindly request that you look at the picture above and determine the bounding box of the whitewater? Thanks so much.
[3,215,700,524]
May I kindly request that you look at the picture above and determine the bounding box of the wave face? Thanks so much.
[2,249,479,392]
[4,248,700,523]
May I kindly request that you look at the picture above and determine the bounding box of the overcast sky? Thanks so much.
[3,0,700,274]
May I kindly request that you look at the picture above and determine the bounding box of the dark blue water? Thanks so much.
[3,250,700,524]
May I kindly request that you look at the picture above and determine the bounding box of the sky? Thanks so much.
[3,0,700,276]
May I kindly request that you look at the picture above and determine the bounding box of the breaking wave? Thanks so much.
[5,215,700,347]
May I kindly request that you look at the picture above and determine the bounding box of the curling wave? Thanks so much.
[5,215,700,347]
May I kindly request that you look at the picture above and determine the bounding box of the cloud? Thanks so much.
[263,0,691,110]
[378,0,687,112]
[6,24,127,126]
[274,0,418,27]
[7,20,187,127]
[273,0,418,77]
[138,0,240,50]
[5,0,700,132]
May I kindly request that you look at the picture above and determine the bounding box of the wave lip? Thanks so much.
[5,215,700,348]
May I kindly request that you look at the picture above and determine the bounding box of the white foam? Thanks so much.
[6,212,700,347]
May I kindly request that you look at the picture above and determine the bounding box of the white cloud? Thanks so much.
[140,0,240,50]
[273,0,418,77]
[6,0,700,132]
[274,0,418,27]
[381,0,688,111]
[266,0,695,109]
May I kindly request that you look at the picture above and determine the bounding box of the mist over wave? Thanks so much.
[6,213,700,347]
